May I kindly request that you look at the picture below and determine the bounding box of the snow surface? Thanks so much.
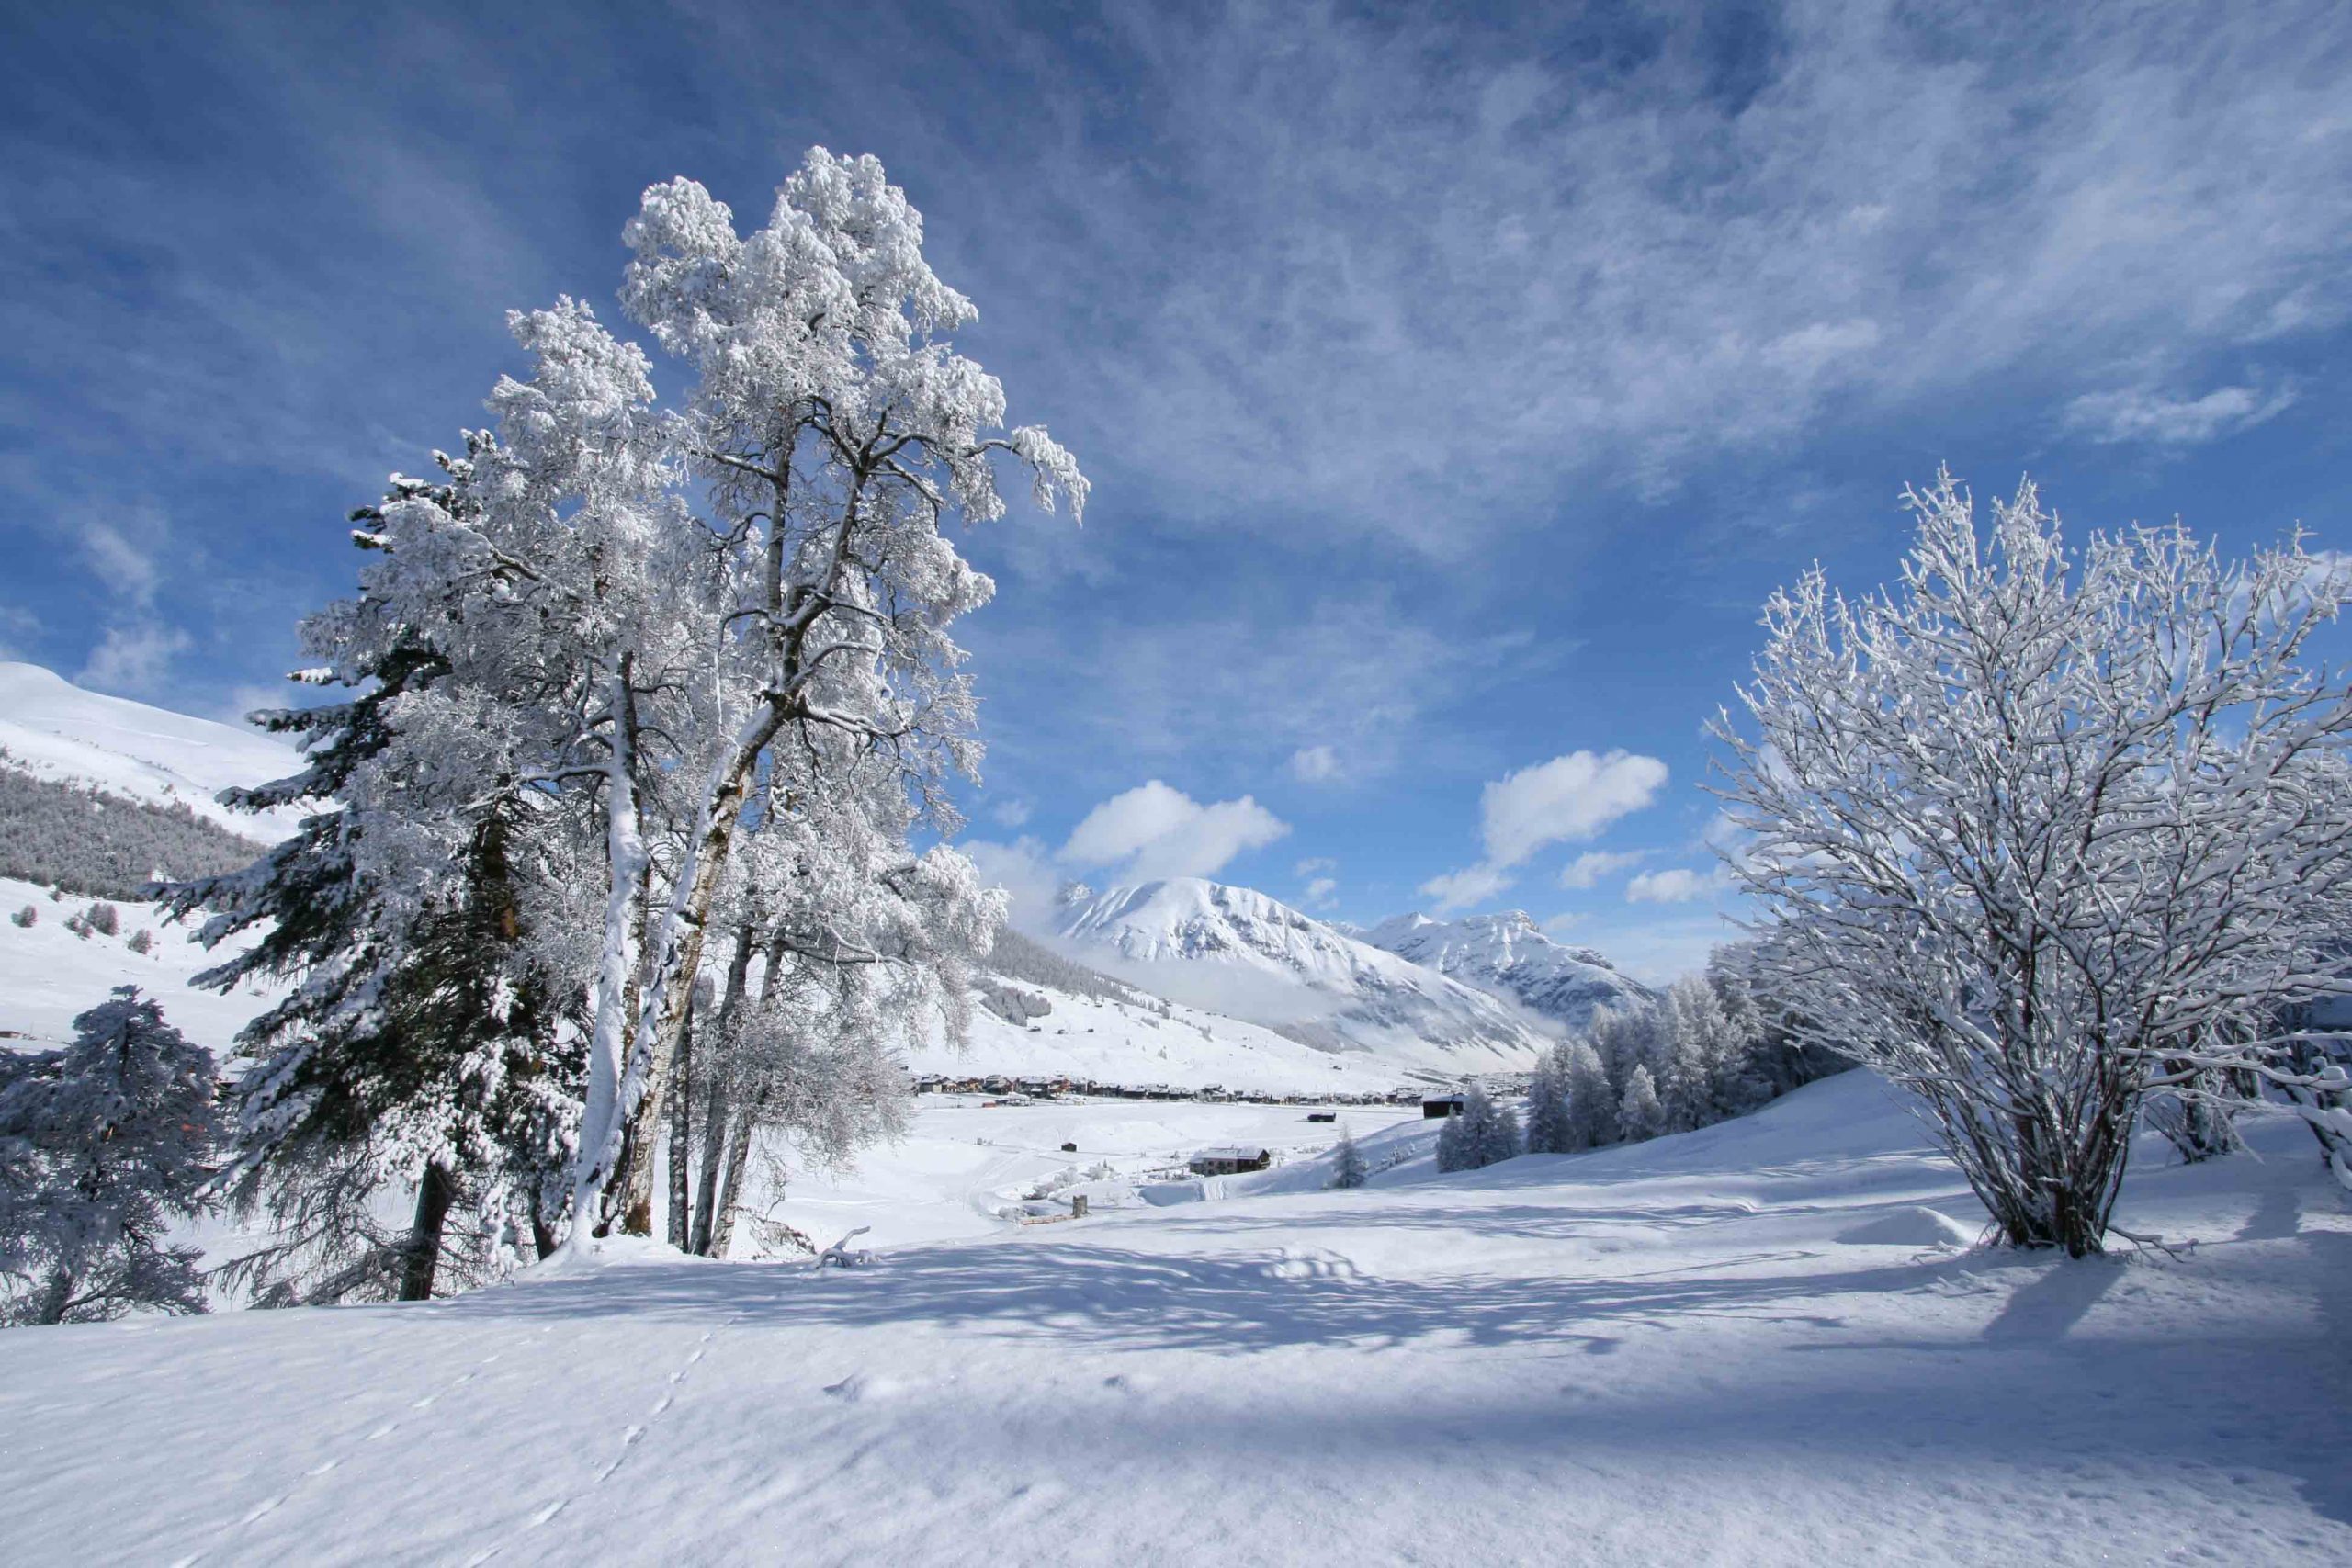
[0,874,279,1055]
[1057,878,1552,1070]
[5,1071,2346,1565]
[0,661,303,840]
[1362,908,1656,1030]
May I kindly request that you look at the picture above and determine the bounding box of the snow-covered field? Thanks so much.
[0,874,278,1055]
[5,1071,2346,1566]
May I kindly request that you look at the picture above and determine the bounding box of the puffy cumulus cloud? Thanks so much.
[1626,866,1729,904]
[1058,780,1289,883]
[1559,848,1650,890]
[1288,744,1340,782]
[1482,750,1667,865]
[989,797,1035,829]
[2063,382,2298,446]
[1422,750,1668,912]
[1302,876,1339,909]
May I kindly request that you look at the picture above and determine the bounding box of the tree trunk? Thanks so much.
[613,719,780,1235]
[690,922,758,1256]
[399,1161,458,1302]
[564,660,649,1247]
[708,1094,768,1260]
[665,992,697,1248]
[32,1265,78,1325]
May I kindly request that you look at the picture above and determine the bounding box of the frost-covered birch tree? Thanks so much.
[1717,471,2352,1254]
[571,149,1083,1241]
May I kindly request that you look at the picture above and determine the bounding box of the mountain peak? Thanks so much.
[1360,908,1653,1030]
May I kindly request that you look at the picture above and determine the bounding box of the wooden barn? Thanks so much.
[1422,1093,1466,1119]
[1188,1145,1273,1176]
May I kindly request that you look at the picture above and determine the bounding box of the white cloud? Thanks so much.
[989,797,1034,829]
[960,836,1064,933]
[1559,848,1650,890]
[1302,876,1338,908]
[1288,744,1340,782]
[956,5,2352,547]
[1058,780,1289,883]
[81,518,164,607]
[1295,856,1337,876]
[75,624,189,698]
[2063,383,2298,446]
[1481,750,1668,865]
[1421,749,1668,914]
[1626,866,1728,905]
[1419,863,1515,913]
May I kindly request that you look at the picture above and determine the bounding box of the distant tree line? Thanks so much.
[0,757,266,902]
[1436,952,1847,1174]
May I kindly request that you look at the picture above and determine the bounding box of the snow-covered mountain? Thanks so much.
[1053,878,1553,1073]
[1362,908,1655,1031]
[0,662,301,840]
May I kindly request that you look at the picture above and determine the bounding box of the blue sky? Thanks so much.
[4,1,2350,978]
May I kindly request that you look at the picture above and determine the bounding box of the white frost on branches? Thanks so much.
[1716,470,2352,1253]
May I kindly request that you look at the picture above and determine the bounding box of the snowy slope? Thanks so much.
[5,1071,2347,1565]
[0,874,280,1055]
[0,661,302,840]
[1056,878,1553,1071]
[1363,908,1656,1030]
[0,869,279,1053]
[902,982,1418,1098]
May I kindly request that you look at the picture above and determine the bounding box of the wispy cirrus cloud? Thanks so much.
[2062,382,2300,446]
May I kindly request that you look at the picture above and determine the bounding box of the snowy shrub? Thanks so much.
[1718,471,2352,1252]
[0,987,218,1325]
[9,905,32,929]
[127,929,153,955]
[83,902,119,938]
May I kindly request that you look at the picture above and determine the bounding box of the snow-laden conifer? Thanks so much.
[0,988,216,1325]
[1329,1128,1369,1189]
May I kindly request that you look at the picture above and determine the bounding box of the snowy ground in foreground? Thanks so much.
[5,1073,2349,1567]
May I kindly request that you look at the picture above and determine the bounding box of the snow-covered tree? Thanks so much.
[1616,1064,1665,1144]
[158,491,590,1304]
[1329,1127,1368,1189]
[1717,471,2352,1253]
[1560,1037,1617,1151]
[568,149,1082,1241]
[1436,1086,1520,1172]
[0,989,216,1326]
[9,905,32,929]
[1523,1044,1575,1154]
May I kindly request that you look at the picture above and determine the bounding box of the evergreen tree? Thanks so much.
[1561,1038,1617,1150]
[0,989,217,1325]
[1523,1043,1575,1154]
[1329,1127,1368,1189]
[158,498,584,1304]
[1436,1086,1520,1172]
[1618,1064,1665,1144]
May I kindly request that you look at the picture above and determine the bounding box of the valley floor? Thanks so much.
[3,1073,2347,1566]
